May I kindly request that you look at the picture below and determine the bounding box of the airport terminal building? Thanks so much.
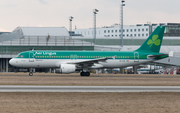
[74,23,180,39]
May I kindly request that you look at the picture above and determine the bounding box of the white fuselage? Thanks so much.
[9,58,153,69]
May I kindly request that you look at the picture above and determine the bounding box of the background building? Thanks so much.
[74,24,150,39]
[73,23,180,39]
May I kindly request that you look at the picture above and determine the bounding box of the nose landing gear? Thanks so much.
[29,72,33,76]
[29,68,33,76]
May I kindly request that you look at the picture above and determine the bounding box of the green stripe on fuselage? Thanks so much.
[15,50,165,60]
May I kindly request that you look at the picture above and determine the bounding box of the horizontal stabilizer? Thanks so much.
[147,54,168,59]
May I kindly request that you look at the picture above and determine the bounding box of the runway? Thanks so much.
[2,74,180,78]
[0,86,180,92]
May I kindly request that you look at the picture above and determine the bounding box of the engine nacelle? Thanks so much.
[55,64,76,74]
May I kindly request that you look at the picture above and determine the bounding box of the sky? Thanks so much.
[0,0,179,32]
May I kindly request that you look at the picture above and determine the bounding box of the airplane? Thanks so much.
[9,26,168,76]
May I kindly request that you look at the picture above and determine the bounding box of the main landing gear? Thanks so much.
[80,72,90,76]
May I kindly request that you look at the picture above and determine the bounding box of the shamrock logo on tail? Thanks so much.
[147,35,161,47]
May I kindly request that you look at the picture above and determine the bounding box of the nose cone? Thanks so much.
[9,58,16,66]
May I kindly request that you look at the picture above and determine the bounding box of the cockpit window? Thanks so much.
[16,54,23,58]
[16,54,20,57]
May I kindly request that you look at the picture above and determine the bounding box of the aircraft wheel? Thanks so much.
[29,72,33,76]
[84,72,88,76]
[86,72,90,76]
[80,72,84,76]
[80,72,90,76]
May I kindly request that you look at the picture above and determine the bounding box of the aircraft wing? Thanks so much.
[67,57,112,65]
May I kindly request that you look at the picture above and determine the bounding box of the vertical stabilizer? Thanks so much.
[136,26,165,53]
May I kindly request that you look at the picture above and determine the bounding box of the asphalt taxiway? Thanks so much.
[2,74,180,78]
[1,86,180,92]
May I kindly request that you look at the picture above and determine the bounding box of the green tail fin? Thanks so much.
[136,26,165,53]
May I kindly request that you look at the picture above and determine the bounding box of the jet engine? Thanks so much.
[55,64,76,74]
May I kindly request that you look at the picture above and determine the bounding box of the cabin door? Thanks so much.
[29,52,34,62]
[134,52,139,62]
[74,55,77,60]
[70,54,77,60]
[70,55,73,60]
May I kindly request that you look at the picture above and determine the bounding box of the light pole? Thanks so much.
[119,0,125,74]
[120,0,125,47]
[93,9,99,45]
[69,16,74,39]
